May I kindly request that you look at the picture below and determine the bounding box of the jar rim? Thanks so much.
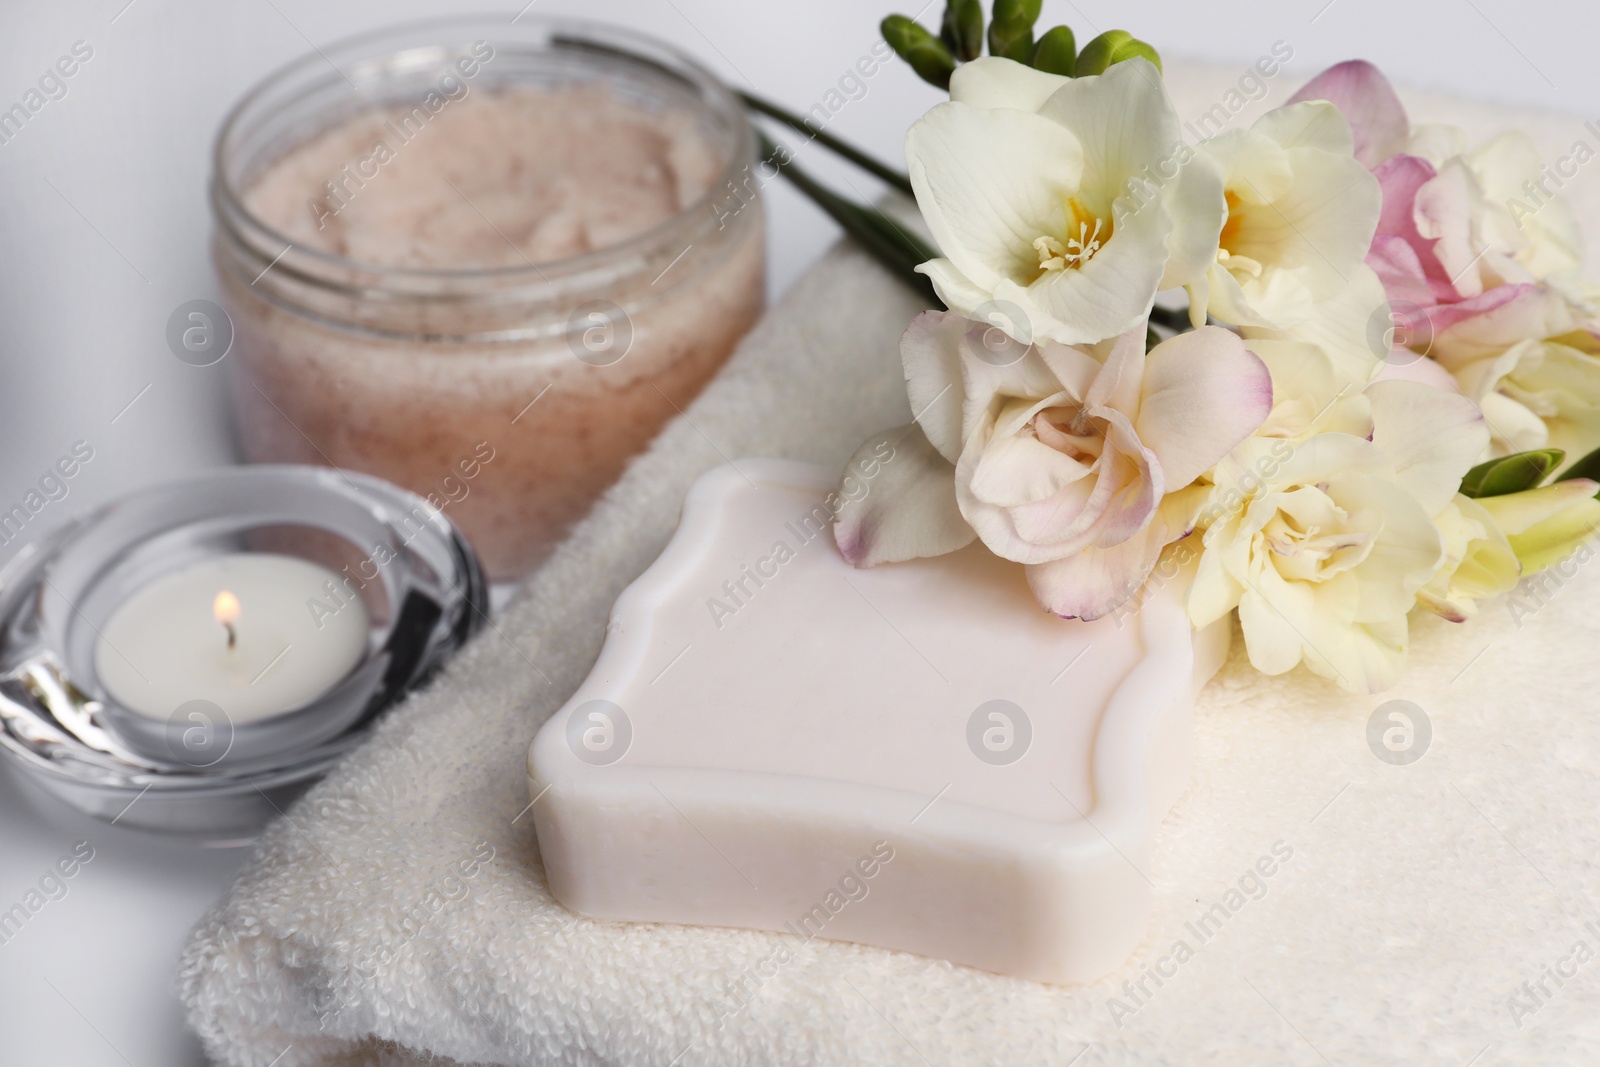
[211,13,754,294]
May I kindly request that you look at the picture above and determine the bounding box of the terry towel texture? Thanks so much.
[182,63,1600,1066]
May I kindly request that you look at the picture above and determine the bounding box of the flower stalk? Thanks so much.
[738,92,915,197]
[747,126,939,306]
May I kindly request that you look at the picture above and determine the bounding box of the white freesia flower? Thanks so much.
[1417,493,1519,622]
[1430,319,1600,464]
[1239,263,1389,388]
[1190,101,1381,330]
[1242,338,1373,441]
[905,57,1224,346]
[1412,126,1586,287]
[835,311,1272,620]
[1189,381,1486,692]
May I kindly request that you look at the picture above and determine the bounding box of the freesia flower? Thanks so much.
[1462,132,1584,285]
[835,311,1272,620]
[1417,494,1520,622]
[1433,330,1600,462]
[904,57,1224,346]
[1291,58,1600,470]
[1189,381,1487,692]
[1241,337,1373,442]
[1477,479,1600,574]
[1364,151,1566,343]
[1190,101,1381,330]
[1239,263,1390,388]
[1285,60,1409,169]
[1293,59,1590,350]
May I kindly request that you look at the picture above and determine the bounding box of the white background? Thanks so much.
[0,0,1594,1062]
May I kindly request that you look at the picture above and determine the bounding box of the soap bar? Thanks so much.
[527,460,1227,984]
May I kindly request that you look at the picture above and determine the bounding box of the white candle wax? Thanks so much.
[94,553,369,724]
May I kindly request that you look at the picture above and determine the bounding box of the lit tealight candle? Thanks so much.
[215,589,241,649]
[94,554,370,725]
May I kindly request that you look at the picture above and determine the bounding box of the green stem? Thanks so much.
[755,130,940,306]
[740,91,916,198]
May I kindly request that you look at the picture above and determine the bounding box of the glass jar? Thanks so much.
[212,16,765,581]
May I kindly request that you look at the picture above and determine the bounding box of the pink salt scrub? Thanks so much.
[222,82,764,579]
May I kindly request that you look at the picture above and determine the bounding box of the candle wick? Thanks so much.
[224,621,237,650]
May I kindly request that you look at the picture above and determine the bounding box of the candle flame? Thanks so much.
[213,590,240,625]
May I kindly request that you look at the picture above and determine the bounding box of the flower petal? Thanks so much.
[1026,486,1208,620]
[1247,339,1375,439]
[1371,351,1460,391]
[1017,199,1170,344]
[1367,233,1438,310]
[1188,523,1245,629]
[968,429,1093,508]
[1081,327,1146,416]
[1230,145,1381,302]
[1025,58,1189,342]
[1504,340,1600,465]
[1418,494,1520,621]
[1157,138,1228,291]
[899,311,967,464]
[1480,391,1550,455]
[1414,160,1488,298]
[1287,60,1409,168]
[1242,263,1387,387]
[1026,526,1164,622]
[1470,132,1584,279]
[1037,59,1180,214]
[1253,100,1357,156]
[1406,123,1468,165]
[833,425,976,567]
[906,102,1085,298]
[957,335,1089,445]
[949,56,1071,112]
[1206,257,1316,330]
[1238,569,1411,693]
[1501,492,1600,575]
[1477,479,1600,536]
[1367,379,1489,514]
[1236,577,1313,676]
[1136,326,1274,489]
[1373,155,1438,254]
[914,259,996,328]
[1469,479,1600,576]
[1430,284,1579,365]
[1332,470,1447,621]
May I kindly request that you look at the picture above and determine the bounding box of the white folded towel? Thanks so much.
[180,64,1600,1067]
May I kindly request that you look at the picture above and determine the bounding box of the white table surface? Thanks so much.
[0,0,1592,1062]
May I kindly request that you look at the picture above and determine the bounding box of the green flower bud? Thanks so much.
[1460,448,1565,498]
[988,0,1043,63]
[1074,30,1162,76]
[940,0,983,63]
[1558,440,1600,484]
[1030,25,1077,77]
[883,15,957,90]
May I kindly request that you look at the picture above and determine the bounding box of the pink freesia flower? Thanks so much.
[1292,60,1577,356]
[1287,60,1409,169]
[834,313,1272,621]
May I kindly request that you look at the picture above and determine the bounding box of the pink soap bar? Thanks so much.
[527,460,1227,983]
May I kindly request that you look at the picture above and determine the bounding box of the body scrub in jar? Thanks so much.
[213,17,765,580]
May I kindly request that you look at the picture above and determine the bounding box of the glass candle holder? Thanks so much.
[212,15,767,582]
[0,465,486,842]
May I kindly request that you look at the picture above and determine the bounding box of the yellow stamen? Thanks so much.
[1035,197,1112,275]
